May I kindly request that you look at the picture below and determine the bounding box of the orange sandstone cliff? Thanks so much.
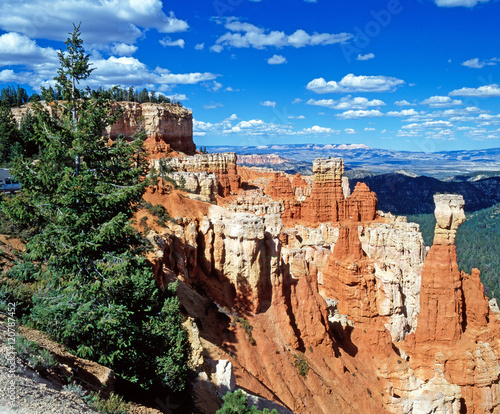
[144,153,500,413]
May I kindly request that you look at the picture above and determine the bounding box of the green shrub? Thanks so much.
[217,389,278,414]
[294,353,309,378]
[85,392,130,414]
[14,334,58,372]
[234,316,256,345]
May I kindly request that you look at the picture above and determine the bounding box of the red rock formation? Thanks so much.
[346,182,378,222]
[291,173,308,191]
[106,102,196,155]
[301,158,346,224]
[399,194,500,413]
[265,173,295,200]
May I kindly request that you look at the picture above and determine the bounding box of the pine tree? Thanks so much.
[2,25,188,392]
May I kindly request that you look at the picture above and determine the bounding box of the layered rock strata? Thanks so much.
[107,102,196,155]
[265,158,377,225]
[398,194,500,413]
[161,153,241,197]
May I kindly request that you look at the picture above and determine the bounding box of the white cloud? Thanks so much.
[395,100,414,106]
[402,120,453,129]
[212,17,352,51]
[195,43,205,50]
[337,109,384,119]
[386,109,420,117]
[307,73,405,94]
[461,58,497,69]
[307,95,385,110]
[111,43,138,56]
[288,115,306,119]
[0,32,58,67]
[160,37,185,48]
[421,95,463,107]
[0,0,188,46]
[344,128,356,134]
[302,125,337,134]
[434,0,490,7]
[449,84,500,97]
[364,127,376,131]
[357,53,375,61]
[261,100,277,108]
[227,114,238,121]
[292,98,303,104]
[268,54,287,65]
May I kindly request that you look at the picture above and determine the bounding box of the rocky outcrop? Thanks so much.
[161,153,241,197]
[107,102,196,155]
[11,101,196,156]
[398,194,500,413]
[145,154,500,414]
[264,158,378,226]
[165,171,218,201]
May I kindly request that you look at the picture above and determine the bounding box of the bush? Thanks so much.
[14,334,58,372]
[85,392,130,414]
[217,389,278,414]
[294,353,309,378]
[234,316,256,345]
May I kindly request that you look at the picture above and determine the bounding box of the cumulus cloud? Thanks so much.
[0,0,188,46]
[267,54,287,65]
[306,73,405,94]
[0,32,58,67]
[357,53,375,61]
[260,100,277,108]
[336,109,384,119]
[110,43,138,56]
[344,128,356,134]
[160,37,185,48]
[421,95,463,107]
[195,43,205,50]
[461,57,498,69]
[434,0,490,7]
[449,84,500,97]
[386,109,420,117]
[307,95,385,110]
[394,100,414,106]
[302,125,336,134]
[211,17,352,52]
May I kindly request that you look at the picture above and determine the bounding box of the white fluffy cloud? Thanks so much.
[357,53,375,61]
[434,0,490,7]
[307,96,385,110]
[260,100,277,108]
[0,0,188,46]
[303,125,337,134]
[211,17,352,52]
[0,32,58,67]
[337,110,384,119]
[110,43,138,56]
[449,84,500,97]
[421,95,463,107]
[395,100,414,106]
[306,73,405,94]
[267,54,287,65]
[386,109,420,117]
[461,57,498,69]
[160,37,185,48]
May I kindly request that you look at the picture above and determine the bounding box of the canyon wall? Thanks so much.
[145,155,500,413]
[11,101,196,156]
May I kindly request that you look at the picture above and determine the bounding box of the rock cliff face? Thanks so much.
[265,158,377,226]
[161,153,241,197]
[11,101,196,155]
[107,102,196,155]
[145,155,500,414]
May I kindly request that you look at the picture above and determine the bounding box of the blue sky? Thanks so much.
[1,0,500,152]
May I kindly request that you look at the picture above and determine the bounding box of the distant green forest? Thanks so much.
[408,203,500,301]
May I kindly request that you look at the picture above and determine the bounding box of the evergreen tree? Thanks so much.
[2,25,188,392]
[0,104,21,165]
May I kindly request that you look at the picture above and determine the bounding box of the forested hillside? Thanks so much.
[408,203,500,301]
